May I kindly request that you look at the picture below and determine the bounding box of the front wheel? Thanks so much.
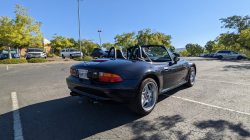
[185,67,196,87]
[237,56,243,60]
[218,56,223,59]
[129,78,158,115]
[62,55,65,59]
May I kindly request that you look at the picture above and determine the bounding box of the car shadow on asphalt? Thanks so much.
[1,87,250,139]
[221,64,250,71]
[182,57,248,63]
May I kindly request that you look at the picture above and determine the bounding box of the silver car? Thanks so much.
[214,50,246,60]
[26,48,46,60]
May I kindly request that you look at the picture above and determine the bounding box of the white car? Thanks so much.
[214,50,246,60]
[26,48,46,60]
[60,49,83,59]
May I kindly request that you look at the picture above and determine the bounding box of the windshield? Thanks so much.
[70,49,79,52]
[2,49,17,53]
[141,46,172,62]
[28,49,42,52]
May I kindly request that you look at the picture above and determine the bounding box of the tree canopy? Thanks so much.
[0,4,43,59]
[185,44,203,56]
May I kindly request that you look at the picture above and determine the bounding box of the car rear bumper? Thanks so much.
[66,76,138,103]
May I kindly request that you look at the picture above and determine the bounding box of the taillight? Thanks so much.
[215,53,217,55]
[99,72,123,82]
[70,68,78,77]
[70,68,74,76]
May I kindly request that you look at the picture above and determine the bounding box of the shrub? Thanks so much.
[46,53,56,57]
[74,57,94,61]
[27,58,48,63]
[0,59,27,64]
[64,59,69,61]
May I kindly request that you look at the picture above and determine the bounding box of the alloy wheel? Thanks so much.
[141,82,157,111]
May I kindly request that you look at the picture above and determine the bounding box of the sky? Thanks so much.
[1,0,250,49]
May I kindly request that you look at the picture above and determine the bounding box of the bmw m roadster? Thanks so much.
[66,45,196,115]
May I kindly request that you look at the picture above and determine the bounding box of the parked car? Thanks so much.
[67,45,196,115]
[204,54,208,57]
[91,48,105,58]
[60,49,83,59]
[26,48,46,60]
[198,54,204,57]
[0,49,19,60]
[104,51,109,57]
[209,53,214,57]
[214,50,246,60]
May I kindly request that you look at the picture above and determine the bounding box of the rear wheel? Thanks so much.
[218,56,223,59]
[237,56,243,60]
[129,78,158,115]
[185,67,196,87]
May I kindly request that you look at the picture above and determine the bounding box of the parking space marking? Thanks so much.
[11,92,24,140]
[163,94,250,116]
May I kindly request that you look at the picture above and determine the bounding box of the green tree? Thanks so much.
[204,41,215,53]
[114,32,137,52]
[102,42,120,50]
[185,44,203,56]
[237,28,250,50]
[50,35,74,53]
[176,49,189,57]
[0,4,43,59]
[220,15,250,34]
[69,38,77,47]
[75,39,99,55]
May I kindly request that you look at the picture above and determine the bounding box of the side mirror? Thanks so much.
[174,56,180,61]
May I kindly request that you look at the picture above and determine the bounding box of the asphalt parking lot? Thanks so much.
[1,57,250,140]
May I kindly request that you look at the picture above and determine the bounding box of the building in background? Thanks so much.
[42,38,52,54]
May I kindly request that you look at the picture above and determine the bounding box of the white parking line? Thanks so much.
[11,92,24,140]
[163,94,250,116]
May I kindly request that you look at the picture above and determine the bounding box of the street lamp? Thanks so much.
[98,30,102,48]
[78,0,82,58]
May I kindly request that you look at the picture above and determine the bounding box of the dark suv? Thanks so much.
[91,48,105,58]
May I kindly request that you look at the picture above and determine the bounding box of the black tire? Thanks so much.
[129,78,158,115]
[218,56,223,59]
[70,55,73,59]
[26,57,29,60]
[237,56,243,60]
[62,55,65,59]
[44,57,46,59]
[185,67,196,87]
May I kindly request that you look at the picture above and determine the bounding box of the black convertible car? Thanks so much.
[66,45,196,115]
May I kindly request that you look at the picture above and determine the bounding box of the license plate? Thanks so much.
[78,69,88,79]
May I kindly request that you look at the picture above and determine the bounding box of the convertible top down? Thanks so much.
[66,45,196,115]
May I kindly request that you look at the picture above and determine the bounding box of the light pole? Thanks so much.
[78,0,82,58]
[98,30,102,48]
